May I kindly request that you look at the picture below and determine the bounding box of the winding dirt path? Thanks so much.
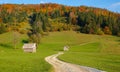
[45,52,105,72]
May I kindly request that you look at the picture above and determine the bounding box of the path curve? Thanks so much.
[45,52,105,72]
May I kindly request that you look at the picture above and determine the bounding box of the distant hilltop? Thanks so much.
[0,3,120,14]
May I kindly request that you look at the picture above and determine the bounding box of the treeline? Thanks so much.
[0,3,120,36]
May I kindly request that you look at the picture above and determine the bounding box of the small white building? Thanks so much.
[23,43,36,53]
[63,45,69,51]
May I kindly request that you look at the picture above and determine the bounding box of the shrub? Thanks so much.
[96,28,104,35]
[19,29,27,34]
[117,32,120,37]
[58,27,63,32]
[103,26,112,35]
[0,23,7,34]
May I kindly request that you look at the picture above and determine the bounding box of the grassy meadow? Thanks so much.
[0,31,120,72]
[0,32,54,72]
[58,32,120,72]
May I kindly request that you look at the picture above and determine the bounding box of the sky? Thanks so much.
[0,0,120,13]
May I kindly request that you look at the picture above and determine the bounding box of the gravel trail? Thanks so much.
[45,52,105,72]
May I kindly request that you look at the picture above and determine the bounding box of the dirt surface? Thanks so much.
[45,52,105,72]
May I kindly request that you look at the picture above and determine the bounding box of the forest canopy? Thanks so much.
[0,3,120,36]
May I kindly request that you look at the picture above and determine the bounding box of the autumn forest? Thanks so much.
[0,3,120,37]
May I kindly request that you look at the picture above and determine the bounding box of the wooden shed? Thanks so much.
[23,43,36,53]
[63,45,69,51]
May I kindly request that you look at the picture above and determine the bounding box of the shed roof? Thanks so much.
[23,43,36,49]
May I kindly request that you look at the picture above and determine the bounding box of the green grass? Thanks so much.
[0,31,120,72]
[0,32,53,72]
[58,33,120,72]
[0,31,85,72]
[70,42,100,52]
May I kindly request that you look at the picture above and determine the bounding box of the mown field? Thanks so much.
[0,32,53,72]
[0,31,120,72]
[58,32,120,72]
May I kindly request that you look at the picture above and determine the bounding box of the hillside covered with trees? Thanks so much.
[0,3,120,37]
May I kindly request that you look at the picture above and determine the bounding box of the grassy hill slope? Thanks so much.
[58,32,120,72]
[0,31,120,72]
